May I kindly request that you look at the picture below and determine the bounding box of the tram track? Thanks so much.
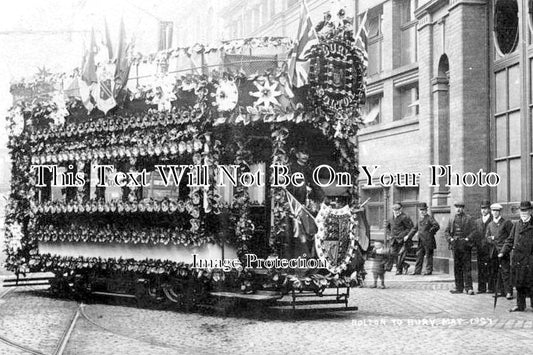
[0,285,80,355]
[77,303,209,353]
[0,285,210,354]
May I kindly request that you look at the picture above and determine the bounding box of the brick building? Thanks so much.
[218,0,531,273]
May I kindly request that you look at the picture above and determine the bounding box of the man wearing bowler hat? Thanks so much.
[407,202,440,275]
[500,201,533,311]
[486,203,514,299]
[474,200,492,293]
[445,201,476,294]
[385,202,414,275]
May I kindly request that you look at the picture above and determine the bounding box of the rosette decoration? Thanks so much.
[214,78,239,112]
[147,76,177,112]
[33,223,214,247]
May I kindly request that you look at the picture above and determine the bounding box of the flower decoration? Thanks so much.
[249,77,282,108]
[215,79,239,111]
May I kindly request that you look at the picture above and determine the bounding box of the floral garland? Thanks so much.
[30,254,350,295]
[4,123,37,273]
[227,142,255,260]
[34,198,202,215]
[131,36,295,65]
[269,125,290,253]
[33,224,215,247]
[314,203,359,274]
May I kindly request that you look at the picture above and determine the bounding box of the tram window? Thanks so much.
[50,166,66,202]
[362,188,385,230]
[248,163,266,206]
[143,170,179,200]
[217,167,234,204]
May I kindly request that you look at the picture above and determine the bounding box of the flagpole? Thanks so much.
[353,0,359,34]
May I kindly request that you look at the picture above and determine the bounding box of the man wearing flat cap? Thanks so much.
[445,201,476,294]
[501,201,533,311]
[407,202,440,275]
[474,200,492,293]
[385,202,414,275]
[485,202,514,299]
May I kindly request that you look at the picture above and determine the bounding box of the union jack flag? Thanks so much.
[354,10,369,74]
[288,0,319,88]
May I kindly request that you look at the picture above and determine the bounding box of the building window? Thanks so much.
[495,65,521,202]
[158,21,173,50]
[396,0,417,67]
[396,84,419,120]
[529,0,533,41]
[494,0,519,56]
[367,6,383,76]
[362,188,386,230]
[363,94,382,125]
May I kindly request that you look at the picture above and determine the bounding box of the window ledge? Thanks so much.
[358,116,419,137]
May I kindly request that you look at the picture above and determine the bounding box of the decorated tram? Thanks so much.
[4,12,370,311]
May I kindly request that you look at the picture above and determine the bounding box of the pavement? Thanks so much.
[1,270,532,355]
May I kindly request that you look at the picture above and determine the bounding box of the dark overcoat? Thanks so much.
[502,219,533,288]
[386,212,414,247]
[474,215,492,253]
[444,213,476,251]
[408,214,440,250]
[485,218,514,258]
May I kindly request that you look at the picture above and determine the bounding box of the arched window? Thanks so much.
[494,0,519,55]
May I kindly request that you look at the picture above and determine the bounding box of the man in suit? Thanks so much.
[385,202,414,275]
[474,200,492,293]
[285,141,325,259]
[408,202,440,275]
[486,203,514,299]
[445,201,476,295]
[501,201,533,312]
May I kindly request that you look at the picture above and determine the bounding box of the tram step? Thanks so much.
[290,292,347,298]
[91,291,137,298]
[209,291,283,301]
[272,306,359,312]
[3,282,50,287]
[3,274,53,287]
[276,299,347,306]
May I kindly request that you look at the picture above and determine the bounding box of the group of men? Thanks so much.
[385,202,439,276]
[386,200,533,312]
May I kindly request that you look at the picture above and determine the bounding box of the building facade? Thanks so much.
[218,0,531,273]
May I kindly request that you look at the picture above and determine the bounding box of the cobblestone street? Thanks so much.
[1,273,533,354]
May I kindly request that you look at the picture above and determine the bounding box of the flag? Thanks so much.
[81,29,98,85]
[288,0,319,88]
[362,103,379,124]
[104,18,114,60]
[80,29,98,112]
[284,188,317,240]
[354,10,368,70]
[114,18,131,99]
[94,63,116,114]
